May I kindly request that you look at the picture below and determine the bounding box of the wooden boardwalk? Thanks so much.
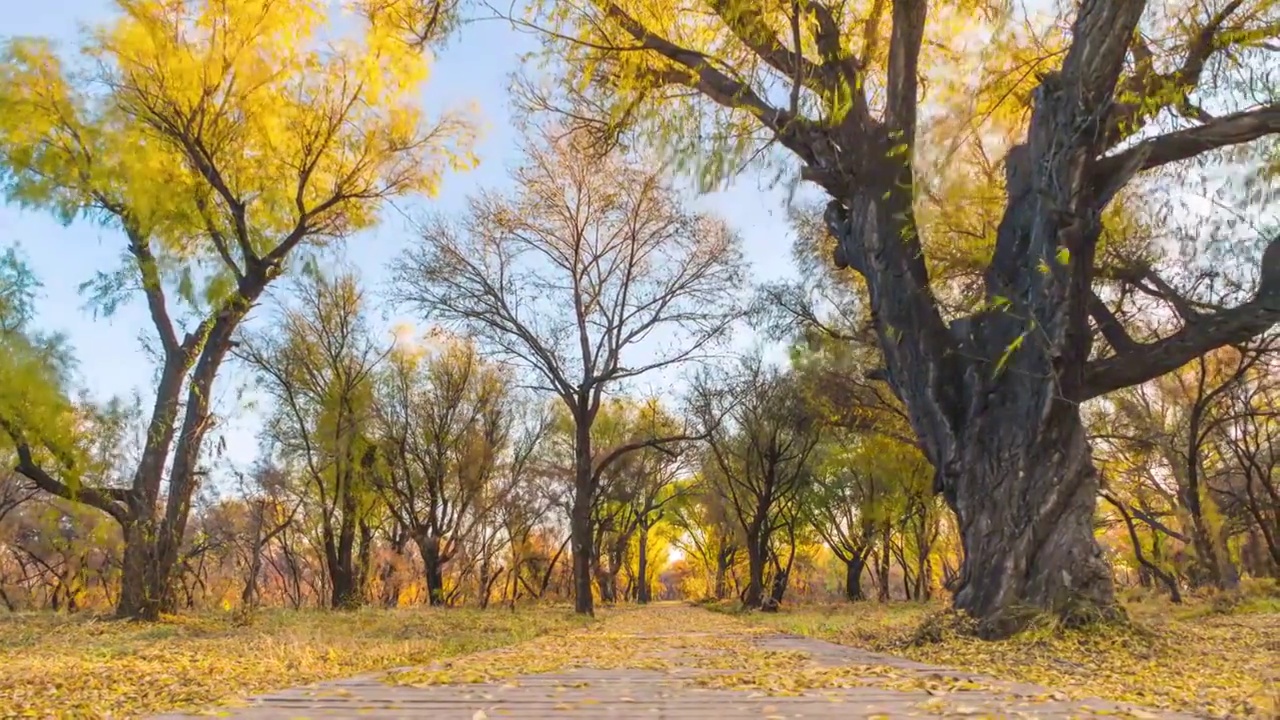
[154,605,1197,719]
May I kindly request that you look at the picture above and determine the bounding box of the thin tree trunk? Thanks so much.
[1103,491,1181,603]
[714,545,734,600]
[743,532,765,608]
[570,421,595,615]
[637,524,651,604]
[875,525,891,603]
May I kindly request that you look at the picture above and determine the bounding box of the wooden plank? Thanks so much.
[151,606,1198,720]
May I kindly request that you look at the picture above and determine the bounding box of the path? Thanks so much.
[154,604,1195,719]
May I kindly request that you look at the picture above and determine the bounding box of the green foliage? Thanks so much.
[0,247,77,462]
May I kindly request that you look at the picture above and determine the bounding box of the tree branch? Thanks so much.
[596,1,836,170]
[7,435,131,525]
[1103,0,1249,148]
[1088,291,1139,353]
[707,0,824,94]
[884,0,926,138]
[1097,103,1280,180]
[121,225,181,357]
[592,430,704,484]
[1082,237,1280,398]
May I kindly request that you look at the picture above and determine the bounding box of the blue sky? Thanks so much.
[0,0,806,484]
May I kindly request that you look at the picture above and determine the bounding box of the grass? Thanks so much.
[714,587,1280,718]
[0,605,592,718]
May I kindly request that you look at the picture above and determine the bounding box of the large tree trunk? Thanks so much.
[947,405,1115,635]
[844,553,867,602]
[816,1,1186,637]
[324,514,362,609]
[117,519,167,620]
[330,565,359,609]
[416,533,447,607]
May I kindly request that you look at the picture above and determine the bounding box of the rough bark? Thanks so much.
[844,554,868,602]
[742,531,766,608]
[324,477,365,610]
[713,546,733,600]
[948,412,1115,634]
[575,0,1280,636]
[636,524,652,604]
[571,430,596,614]
[416,534,447,607]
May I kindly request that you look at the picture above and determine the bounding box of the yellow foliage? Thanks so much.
[0,0,477,302]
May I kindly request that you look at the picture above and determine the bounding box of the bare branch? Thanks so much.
[1098,103,1280,180]
[1083,237,1280,398]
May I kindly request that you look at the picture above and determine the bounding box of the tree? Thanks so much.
[231,463,299,609]
[391,129,744,614]
[628,444,688,603]
[1214,347,1280,576]
[806,444,890,602]
[1095,329,1280,592]
[528,0,1280,634]
[693,357,823,608]
[237,271,389,608]
[665,479,739,600]
[0,0,473,618]
[371,335,515,606]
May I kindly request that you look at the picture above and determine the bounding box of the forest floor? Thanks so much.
[0,604,589,718]
[147,602,1203,719]
[714,588,1280,719]
[1,598,1275,718]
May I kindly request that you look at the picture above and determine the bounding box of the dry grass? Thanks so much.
[716,585,1280,718]
[0,605,590,718]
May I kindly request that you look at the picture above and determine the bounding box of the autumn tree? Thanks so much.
[1214,347,1280,576]
[693,356,823,608]
[627,443,688,603]
[237,271,389,608]
[0,0,473,618]
[371,335,515,606]
[1095,327,1280,592]
[391,129,744,614]
[666,485,740,600]
[805,441,891,602]
[226,463,300,609]
[525,0,1280,633]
